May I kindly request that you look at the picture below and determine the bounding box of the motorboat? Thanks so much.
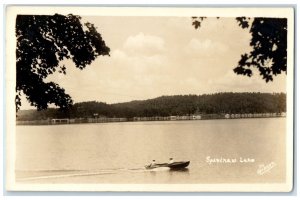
[145,161,190,170]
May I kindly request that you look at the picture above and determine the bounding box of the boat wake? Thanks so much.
[146,167,170,172]
[16,167,165,182]
[17,170,118,181]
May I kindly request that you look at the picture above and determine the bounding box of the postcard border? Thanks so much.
[5,6,295,192]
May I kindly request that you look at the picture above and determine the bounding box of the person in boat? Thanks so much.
[150,160,156,167]
[169,158,174,164]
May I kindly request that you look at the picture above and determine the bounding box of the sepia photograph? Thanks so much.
[5,6,294,192]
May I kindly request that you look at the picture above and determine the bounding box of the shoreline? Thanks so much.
[16,113,285,126]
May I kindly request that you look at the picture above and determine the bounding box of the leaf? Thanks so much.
[16,14,110,111]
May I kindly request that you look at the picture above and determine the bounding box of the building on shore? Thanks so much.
[51,118,70,124]
[16,112,286,125]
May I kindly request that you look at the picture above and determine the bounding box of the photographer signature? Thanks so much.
[257,162,276,175]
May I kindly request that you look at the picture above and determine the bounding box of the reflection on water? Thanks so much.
[16,118,286,184]
[170,168,189,172]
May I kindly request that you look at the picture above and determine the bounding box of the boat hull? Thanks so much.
[168,161,190,169]
[145,161,190,170]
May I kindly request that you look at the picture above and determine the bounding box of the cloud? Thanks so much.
[108,49,167,74]
[44,47,170,104]
[185,38,229,57]
[207,70,286,93]
[123,32,165,56]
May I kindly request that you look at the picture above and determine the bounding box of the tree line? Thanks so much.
[17,92,286,121]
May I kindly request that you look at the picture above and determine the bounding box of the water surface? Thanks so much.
[16,118,286,184]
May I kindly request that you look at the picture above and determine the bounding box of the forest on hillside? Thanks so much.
[17,92,286,121]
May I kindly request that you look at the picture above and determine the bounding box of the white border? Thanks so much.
[5,6,294,192]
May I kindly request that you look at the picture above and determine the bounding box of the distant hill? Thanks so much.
[17,92,286,121]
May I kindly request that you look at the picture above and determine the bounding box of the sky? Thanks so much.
[21,16,286,109]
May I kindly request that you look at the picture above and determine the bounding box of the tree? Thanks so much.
[192,17,287,82]
[16,93,286,121]
[16,14,110,111]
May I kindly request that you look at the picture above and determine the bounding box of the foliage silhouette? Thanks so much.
[16,14,110,111]
[191,17,287,82]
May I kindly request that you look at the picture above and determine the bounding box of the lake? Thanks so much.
[15,118,286,184]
